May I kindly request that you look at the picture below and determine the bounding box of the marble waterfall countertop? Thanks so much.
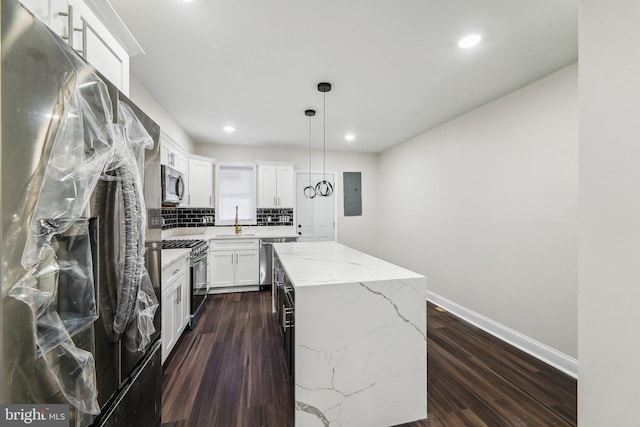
[273,241,427,427]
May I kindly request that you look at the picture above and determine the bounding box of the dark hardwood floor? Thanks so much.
[162,291,293,427]
[162,291,576,427]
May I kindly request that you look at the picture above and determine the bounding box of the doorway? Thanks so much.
[295,172,335,241]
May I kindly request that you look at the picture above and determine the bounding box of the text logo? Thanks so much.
[0,405,68,427]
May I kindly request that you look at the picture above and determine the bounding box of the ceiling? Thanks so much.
[108,0,578,153]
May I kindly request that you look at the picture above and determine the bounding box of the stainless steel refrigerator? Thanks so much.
[1,0,163,425]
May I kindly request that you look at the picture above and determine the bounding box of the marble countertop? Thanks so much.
[161,248,190,268]
[273,241,424,288]
[161,226,298,241]
[279,241,428,425]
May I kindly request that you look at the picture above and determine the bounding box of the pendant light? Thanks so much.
[315,82,334,197]
[303,109,317,198]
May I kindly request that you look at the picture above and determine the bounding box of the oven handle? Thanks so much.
[191,251,208,265]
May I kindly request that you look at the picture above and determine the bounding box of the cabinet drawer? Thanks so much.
[210,238,259,251]
[163,260,187,288]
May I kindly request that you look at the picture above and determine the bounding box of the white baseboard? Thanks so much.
[426,291,578,379]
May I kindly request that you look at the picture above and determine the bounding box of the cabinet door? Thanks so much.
[160,145,170,167]
[210,250,235,288]
[20,0,70,42]
[161,289,175,364]
[276,166,294,207]
[173,285,184,342]
[177,153,189,175]
[235,250,259,286]
[181,270,190,327]
[172,264,187,335]
[69,0,129,93]
[20,0,52,21]
[258,165,277,208]
[188,158,213,207]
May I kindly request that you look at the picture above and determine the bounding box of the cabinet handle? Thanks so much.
[236,253,239,264]
[282,305,286,328]
[277,196,280,206]
[59,5,85,57]
[59,5,74,48]
[231,254,234,264]
[282,306,294,329]
[209,195,212,206]
[173,268,180,275]
[80,19,87,58]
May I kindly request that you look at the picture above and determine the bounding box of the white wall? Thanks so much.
[579,0,640,424]
[378,64,578,358]
[194,144,379,257]
[129,77,196,153]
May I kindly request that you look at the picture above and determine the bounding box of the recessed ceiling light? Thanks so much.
[345,133,356,142]
[223,125,235,133]
[458,34,482,49]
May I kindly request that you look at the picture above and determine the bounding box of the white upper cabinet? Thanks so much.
[258,165,277,208]
[71,0,130,92]
[276,166,294,207]
[188,156,214,208]
[160,132,188,174]
[257,164,294,208]
[19,0,144,95]
[20,0,69,37]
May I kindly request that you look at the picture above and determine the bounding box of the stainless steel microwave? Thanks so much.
[161,165,185,205]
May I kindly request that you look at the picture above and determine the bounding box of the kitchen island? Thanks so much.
[272,241,427,427]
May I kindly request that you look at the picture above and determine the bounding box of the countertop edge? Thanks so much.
[273,241,426,289]
[161,248,190,269]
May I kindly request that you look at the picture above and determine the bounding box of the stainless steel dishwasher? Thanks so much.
[259,237,297,290]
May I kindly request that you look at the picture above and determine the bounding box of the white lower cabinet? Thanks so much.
[235,250,260,285]
[209,239,259,290]
[161,255,189,364]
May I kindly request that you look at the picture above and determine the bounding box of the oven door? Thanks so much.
[189,251,208,328]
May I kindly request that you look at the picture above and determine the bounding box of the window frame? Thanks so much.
[215,162,257,226]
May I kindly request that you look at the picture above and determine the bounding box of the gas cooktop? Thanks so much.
[161,239,205,249]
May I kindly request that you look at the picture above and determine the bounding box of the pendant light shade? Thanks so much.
[303,109,317,199]
[315,82,334,197]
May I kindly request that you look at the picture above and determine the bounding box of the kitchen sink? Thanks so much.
[216,232,257,238]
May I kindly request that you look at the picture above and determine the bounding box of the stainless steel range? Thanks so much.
[162,239,208,328]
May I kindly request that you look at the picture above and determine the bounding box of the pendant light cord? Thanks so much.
[303,109,317,198]
[323,92,326,181]
[309,114,313,183]
[314,82,333,197]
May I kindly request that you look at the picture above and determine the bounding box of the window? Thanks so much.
[216,163,256,225]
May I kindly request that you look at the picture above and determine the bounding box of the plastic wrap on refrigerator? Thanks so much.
[7,30,157,418]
